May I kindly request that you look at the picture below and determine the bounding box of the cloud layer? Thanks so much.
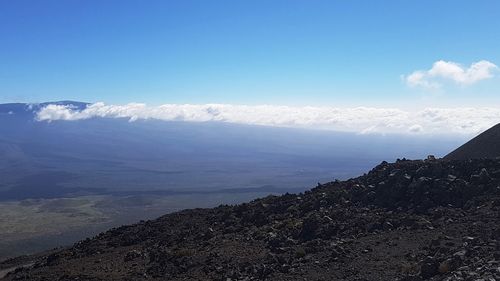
[36,102,500,136]
[405,60,498,88]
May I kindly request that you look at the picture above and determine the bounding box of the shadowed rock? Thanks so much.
[445,123,500,160]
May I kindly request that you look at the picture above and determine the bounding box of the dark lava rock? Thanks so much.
[420,257,439,278]
[2,159,500,281]
[445,123,500,160]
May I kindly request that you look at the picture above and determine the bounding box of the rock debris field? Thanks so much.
[2,158,500,281]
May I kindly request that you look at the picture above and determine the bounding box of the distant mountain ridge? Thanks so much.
[445,123,500,160]
[0,101,460,202]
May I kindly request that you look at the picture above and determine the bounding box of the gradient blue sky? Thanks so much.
[1,0,499,106]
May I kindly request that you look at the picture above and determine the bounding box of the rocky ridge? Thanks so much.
[2,158,500,280]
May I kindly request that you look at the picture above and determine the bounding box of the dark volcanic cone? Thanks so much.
[445,123,500,160]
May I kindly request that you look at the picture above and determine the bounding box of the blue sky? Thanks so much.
[1,0,499,106]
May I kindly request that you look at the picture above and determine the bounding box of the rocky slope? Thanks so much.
[2,158,500,281]
[445,123,500,160]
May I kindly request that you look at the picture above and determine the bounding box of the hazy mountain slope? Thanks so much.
[0,102,464,200]
[445,123,500,160]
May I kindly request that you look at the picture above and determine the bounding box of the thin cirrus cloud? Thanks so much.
[405,60,498,89]
[36,102,500,136]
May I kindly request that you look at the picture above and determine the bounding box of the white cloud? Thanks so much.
[408,124,423,133]
[35,102,500,136]
[405,60,498,88]
[405,71,440,89]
